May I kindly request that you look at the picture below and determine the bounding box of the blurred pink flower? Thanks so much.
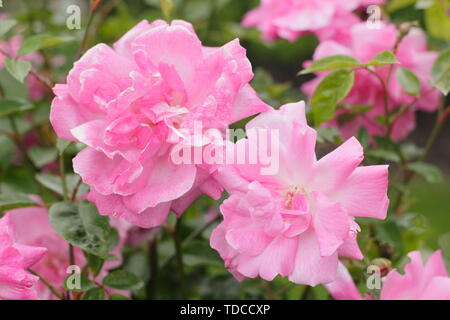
[326,251,450,300]
[7,199,131,299]
[302,22,440,141]
[0,214,47,300]
[50,19,270,228]
[242,0,385,44]
[211,101,389,286]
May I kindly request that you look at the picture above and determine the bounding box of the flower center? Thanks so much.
[284,186,307,211]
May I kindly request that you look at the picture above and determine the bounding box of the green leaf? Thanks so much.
[56,138,71,155]
[299,55,361,75]
[62,273,95,292]
[36,173,62,195]
[18,34,68,57]
[337,113,357,125]
[350,105,373,114]
[401,142,423,161]
[82,288,105,300]
[431,48,450,95]
[4,59,31,83]
[356,127,369,150]
[0,19,17,37]
[375,221,404,253]
[316,126,343,145]
[49,201,117,258]
[396,67,421,96]
[407,162,443,183]
[109,294,131,300]
[366,149,401,163]
[425,0,450,40]
[0,193,37,211]
[367,51,399,66]
[311,69,355,125]
[160,0,174,20]
[103,270,144,291]
[387,0,416,12]
[438,233,450,260]
[27,146,58,168]
[375,115,389,126]
[86,253,105,277]
[36,173,84,198]
[0,98,34,118]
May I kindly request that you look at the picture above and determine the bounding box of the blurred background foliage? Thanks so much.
[0,0,449,299]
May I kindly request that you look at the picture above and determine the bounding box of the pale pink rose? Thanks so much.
[302,22,440,141]
[50,19,270,228]
[211,101,389,286]
[242,0,385,44]
[0,35,45,101]
[7,199,131,299]
[0,214,47,300]
[326,250,450,300]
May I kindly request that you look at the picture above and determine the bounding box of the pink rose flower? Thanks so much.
[50,19,270,228]
[326,250,450,300]
[0,214,47,300]
[302,22,440,141]
[6,198,131,299]
[242,0,385,44]
[210,101,389,286]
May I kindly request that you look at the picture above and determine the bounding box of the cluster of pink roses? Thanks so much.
[244,0,440,141]
[243,0,385,44]
[302,22,440,141]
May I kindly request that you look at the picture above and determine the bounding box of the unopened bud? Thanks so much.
[371,258,392,277]
[398,22,419,35]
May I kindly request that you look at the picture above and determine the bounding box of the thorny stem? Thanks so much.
[365,68,391,135]
[364,23,414,139]
[78,0,103,58]
[59,146,74,299]
[69,243,75,266]
[96,0,121,28]
[70,178,83,202]
[386,22,416,88]
[147,236,159,300]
